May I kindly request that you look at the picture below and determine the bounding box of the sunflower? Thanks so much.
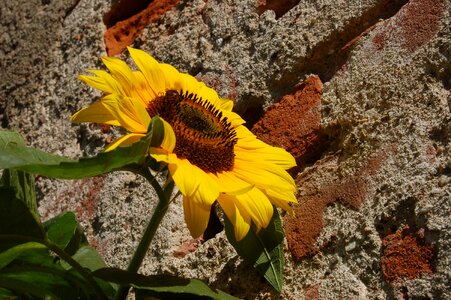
[72,47,297,241]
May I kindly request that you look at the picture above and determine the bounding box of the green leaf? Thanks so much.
[224,208,285,292]
[2,244,113,299]
[44,212,78,250]
[1,239,112,299]
[0,130,73,170]
[0,185,111,300]
[0,266,86,300]
[0,242,46,270]
[0,277,60,300]
[0,169,38,216]
[11,247,61,271]
[149,116,165,147]
[0,194,44,251]
[0,287,16,299]
[61,245,107,272]
[0,126,156,179]
[64,224,89,256]
[93,268,239,300]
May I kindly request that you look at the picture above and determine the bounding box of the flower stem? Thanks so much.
[45,240,107,299]
[113,167,174,300]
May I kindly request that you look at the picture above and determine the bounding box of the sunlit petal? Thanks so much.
[264,187,297,215]
[101,94,148,133]
[183,196,211,238]
[168,159,219,207]
[219,98,234,111]
[104,133,145,152]
[233,159,296,191]
[234,187,273,230]
[71,101,120,126]
[101,56,137,97]
[79,70,124,95]
[209,171,253,195]
[159,118,176,152]
[128,47,165,97]
[217,194,251,241]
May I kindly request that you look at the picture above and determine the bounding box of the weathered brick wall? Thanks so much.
[1,0,449,298]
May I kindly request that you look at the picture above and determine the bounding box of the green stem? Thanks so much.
[45,241,108,299]
[113,167,174,300]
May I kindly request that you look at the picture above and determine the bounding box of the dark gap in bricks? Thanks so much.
[269,0,409,98]
[103,0,154,29]
[375,197,418,238]
[257,0,301,19]
[1,111,9,129]
[239,101,265,129]
[92,214,103,235]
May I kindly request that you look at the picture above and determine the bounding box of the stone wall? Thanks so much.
[1,0,449,298]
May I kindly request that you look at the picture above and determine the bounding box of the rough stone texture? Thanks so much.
[1,0,450,299]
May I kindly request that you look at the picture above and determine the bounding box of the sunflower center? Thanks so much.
[147,90,237,173]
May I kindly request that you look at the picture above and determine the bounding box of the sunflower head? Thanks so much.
[72,47,297,241]
[147,90,237,173]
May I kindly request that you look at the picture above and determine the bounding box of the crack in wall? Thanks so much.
[63,0,82,19]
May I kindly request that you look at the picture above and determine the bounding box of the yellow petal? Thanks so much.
[131,97,151,130]
[104,133,145,152]
[183,196,211,238]
[132,71,155,106]
[101,56,136,96]
[190,168,219,207]
[127,47,165,97]
[233,159,296,191]
[196,83,221,107]
[176,73,203,95]
[219,98,234,111]
[222,110,246,127]
[148,118,176,161]
[264,187,297,215]
[150,151,177,164]
[234,187,273,230]
[217,194,251,241]
[168,159,219,207]
[71,101,120,126]
[234,125,267,148]
[101,94,148,133]
[235,146,296,170]
[209,171,254,195]
[159,118,176,152]
[234,125,296,169]
[159,63,184,92]
[167,159,200,198]
[79,70,124,95]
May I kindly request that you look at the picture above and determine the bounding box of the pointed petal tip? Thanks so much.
[77,74,90,82]
[183,197,211,239]
[70,114,78,123]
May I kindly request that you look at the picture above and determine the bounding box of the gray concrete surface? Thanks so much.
[1,0,449,299]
